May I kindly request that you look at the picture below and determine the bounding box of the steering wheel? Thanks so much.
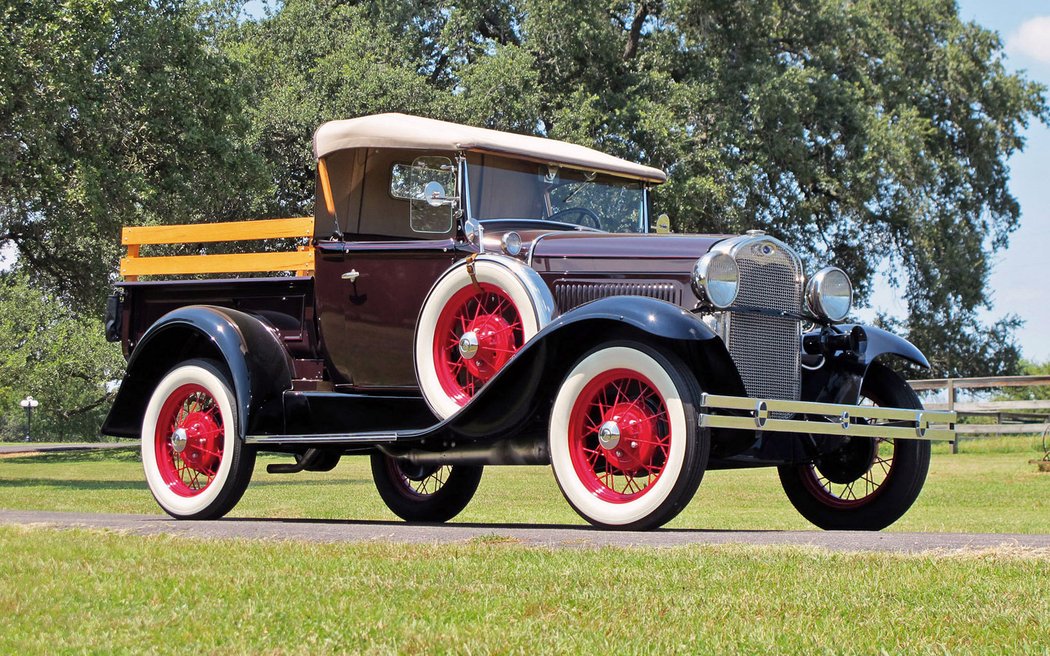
[548,207,602,230]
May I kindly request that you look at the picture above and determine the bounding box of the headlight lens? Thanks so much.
[692,252,739,308]
[806,267,852,321]
[501,231,522,256]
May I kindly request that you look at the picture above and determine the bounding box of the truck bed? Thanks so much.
[114,277,319,364]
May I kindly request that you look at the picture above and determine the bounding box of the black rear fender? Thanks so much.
[101,306,293,439]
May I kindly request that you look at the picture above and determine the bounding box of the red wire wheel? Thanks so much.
[141,359,255,520]
[432,283,525,405]
[153,383,225,497]
[549,342,709,530]
[567,369,672,503]
[370,454,484,523]
[799,437,896,509]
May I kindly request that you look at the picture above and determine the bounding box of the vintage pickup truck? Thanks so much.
[102,113,955,530]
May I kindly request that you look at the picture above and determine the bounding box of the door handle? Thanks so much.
[341,269,360,282]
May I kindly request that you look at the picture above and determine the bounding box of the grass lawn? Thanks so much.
[1,438,1047,654]
[0,527,1048,654]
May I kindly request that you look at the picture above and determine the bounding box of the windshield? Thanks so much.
[466,155,647,233]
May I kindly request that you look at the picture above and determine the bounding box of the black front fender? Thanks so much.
[101,306,294,439]
[438,296,744,441]
[802,323,929,406]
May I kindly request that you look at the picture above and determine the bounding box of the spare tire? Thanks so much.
[414,255,553,419]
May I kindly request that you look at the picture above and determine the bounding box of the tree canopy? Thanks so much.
[223,0,1046,377]
[0,0,264,314]
[1,0,1047,437]
[0,273,124,441]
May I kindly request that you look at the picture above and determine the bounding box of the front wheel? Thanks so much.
[548,341,709,530]
[778,363,931,531]
[141,359,255,519]
[370,454,483,523]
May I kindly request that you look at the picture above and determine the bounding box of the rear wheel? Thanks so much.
[141,359,255,519]
[778,363,931,530]
[370,454,483,523]
[548,341,709,530]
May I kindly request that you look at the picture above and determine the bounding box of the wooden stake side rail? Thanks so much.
[121,217,315,281]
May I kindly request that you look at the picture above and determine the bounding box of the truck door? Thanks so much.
[313,148,465,389]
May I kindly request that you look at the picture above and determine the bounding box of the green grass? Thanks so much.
[0,526,1047,655]
[1,442,1048,532]
[1,444,1048,653]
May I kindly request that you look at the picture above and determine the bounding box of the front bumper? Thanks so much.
[699,394,956,441]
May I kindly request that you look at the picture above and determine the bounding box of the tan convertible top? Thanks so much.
[313,113,667,183]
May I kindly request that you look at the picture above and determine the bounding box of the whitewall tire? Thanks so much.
[141,359,255,519]
[415,258,546,419]
[548,341,709,530]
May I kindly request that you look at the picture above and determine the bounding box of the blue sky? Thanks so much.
[957,1,1050,363]
[863,1,1050,362]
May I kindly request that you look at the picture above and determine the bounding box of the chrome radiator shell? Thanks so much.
[712,234,804,403]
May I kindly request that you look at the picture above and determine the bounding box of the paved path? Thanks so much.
[2,510,1048,553]
[0,443,135,457]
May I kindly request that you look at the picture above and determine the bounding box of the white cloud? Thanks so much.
[1006,16,1050,64]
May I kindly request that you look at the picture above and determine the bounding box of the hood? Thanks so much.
[527,232,728,274]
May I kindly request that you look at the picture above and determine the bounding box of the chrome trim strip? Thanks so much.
[245,433,399,445]
[526,231,556,268]
[699,393,957,441]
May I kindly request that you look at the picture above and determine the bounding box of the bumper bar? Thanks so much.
[699,394,956,441]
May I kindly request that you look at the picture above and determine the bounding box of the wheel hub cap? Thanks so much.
[817,436,879,484]
[458,331,479,359]
[598,403,657,473]
[177,411,222,474]
[597,421,621,450]
[460,314,514,380]
[170,427,188,454]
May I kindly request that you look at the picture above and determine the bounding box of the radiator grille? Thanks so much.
[554,280,680,313]
[727,242,803,404]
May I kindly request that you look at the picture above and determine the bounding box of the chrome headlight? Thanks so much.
[500,231,522,256]
[806,267,852,321]
[692,252,739,308]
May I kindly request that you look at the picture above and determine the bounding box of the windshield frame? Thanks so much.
[462,154,651,234]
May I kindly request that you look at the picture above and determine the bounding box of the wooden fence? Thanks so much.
[909,375,1050,454]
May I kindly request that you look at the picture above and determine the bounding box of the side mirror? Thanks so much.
[390,156,458,233]
[423,180,449,207]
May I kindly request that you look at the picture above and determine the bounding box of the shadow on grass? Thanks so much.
[247,478,373,488]
[0,476,372,490]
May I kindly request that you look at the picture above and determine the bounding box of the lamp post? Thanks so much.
[19,396,39,442]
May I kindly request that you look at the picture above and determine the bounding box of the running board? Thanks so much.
[245,432,399,445]
[698,394,957,441]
